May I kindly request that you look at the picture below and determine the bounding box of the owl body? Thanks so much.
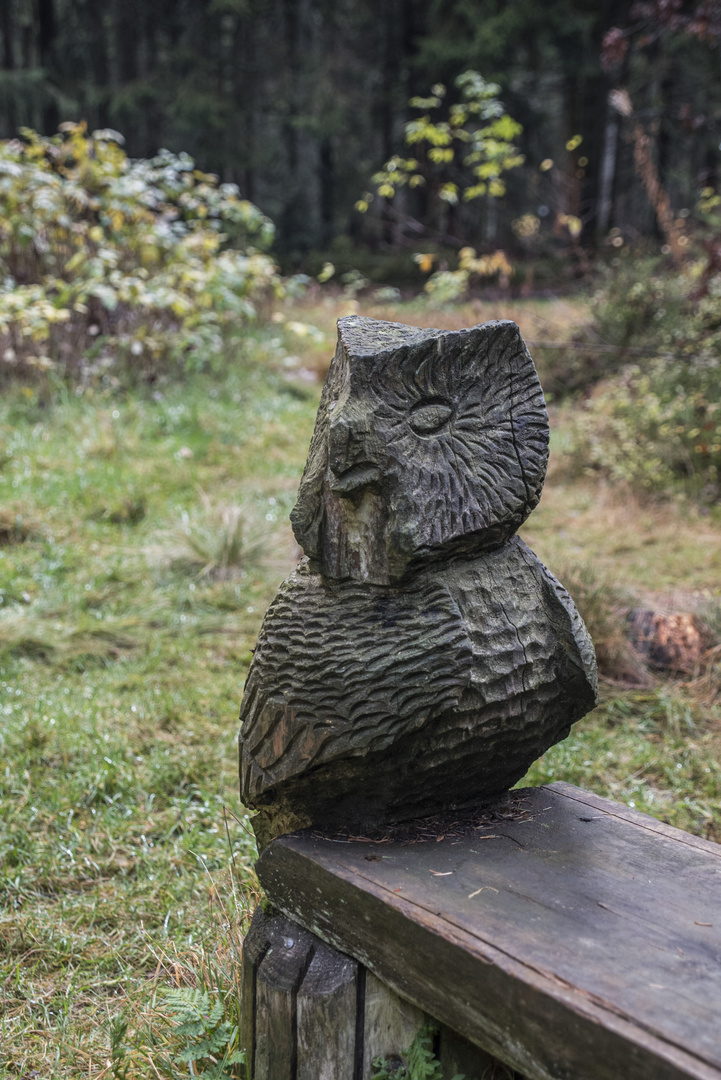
[240,537,596,845]
[239,316,598,846]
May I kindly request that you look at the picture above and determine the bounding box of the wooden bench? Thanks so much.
[240,782,721,1080]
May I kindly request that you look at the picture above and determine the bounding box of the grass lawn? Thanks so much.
[1,296,720,1077]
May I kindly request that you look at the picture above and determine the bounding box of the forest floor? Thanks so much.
[1,293,720,1076]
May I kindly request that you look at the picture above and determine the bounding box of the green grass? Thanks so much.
[1,301,720,1076]
[0,346,318,1076]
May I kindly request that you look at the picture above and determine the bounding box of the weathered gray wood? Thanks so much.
[253,915,314,1080]
[363,969,427,1078]
[238,906,273,1080]
[238,316,597,846]
[240,905,518,1079]
[257,782,721,1080]
[297,939,358,1080]
[291,317,549,584]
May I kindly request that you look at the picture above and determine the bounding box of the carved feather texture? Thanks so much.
[240,561,473,804]
[239,317,597,840]
[239,540,596,822]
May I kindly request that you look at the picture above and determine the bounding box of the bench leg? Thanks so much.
[240,906,358,1080]
[240,906,522,1080]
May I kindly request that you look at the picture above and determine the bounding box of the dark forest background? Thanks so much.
[2,0,721,259]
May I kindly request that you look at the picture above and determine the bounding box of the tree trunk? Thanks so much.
[116,0,140,85]
[562,73,582,221]
[37,0,58,133]
[237,10,256,200]
[597,98,620,234]
[87,3,110,130]
[280,0,300,246]
[1,0,16,135]
[319,136,334,248]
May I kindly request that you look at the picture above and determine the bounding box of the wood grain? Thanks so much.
[257,783,721,1080]
[291,316,549,585]
[239,538,596,845]
[297,939,359,1080]
[254,917,314,1080]
[239,906,273,1080]
[240,906,514,1078]
[362,970,426,1077]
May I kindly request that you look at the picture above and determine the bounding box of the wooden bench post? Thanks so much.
[240,905,511,1080]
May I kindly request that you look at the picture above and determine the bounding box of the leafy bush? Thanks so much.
[421,247,513,306]
[575,254,721,501]
[592,256,690,354]
[0,123,281,381]
[576,357,721,500]
[560,563,650,685]
[357,71,523,235]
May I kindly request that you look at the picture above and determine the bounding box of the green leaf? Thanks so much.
[492,114,522,140]
[361,69,522,226]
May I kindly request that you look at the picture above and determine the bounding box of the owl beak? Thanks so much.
[329,461,382,497]
[328,413,382,499]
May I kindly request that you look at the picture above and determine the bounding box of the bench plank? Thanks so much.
[257,782,721,1080]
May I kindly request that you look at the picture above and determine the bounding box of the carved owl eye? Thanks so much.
[408,399,453,435]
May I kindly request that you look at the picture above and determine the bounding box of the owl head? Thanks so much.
[290,316,549,585]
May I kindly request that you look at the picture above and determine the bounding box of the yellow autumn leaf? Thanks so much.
[413,253,436,274]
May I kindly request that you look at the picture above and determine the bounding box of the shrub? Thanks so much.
[576,254,721,501]
[421,247,513,306]
[592,255,690,354]
[574,355,721,501]
[0,123,281,382]
[559,563,650,685]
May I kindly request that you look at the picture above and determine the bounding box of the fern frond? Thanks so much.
[164,987,212,1021]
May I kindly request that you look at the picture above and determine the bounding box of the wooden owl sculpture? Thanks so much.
[239,316,597,848]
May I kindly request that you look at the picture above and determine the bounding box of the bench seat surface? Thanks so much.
[257,781,721,1080]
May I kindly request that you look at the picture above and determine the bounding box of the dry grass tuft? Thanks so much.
[0,606,140,665]
[0,505,38,544]
[151,492,264,580]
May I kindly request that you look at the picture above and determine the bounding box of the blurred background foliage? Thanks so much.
[0,123,280,381]
[0,0,720,262]
[2,1,721,1075]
